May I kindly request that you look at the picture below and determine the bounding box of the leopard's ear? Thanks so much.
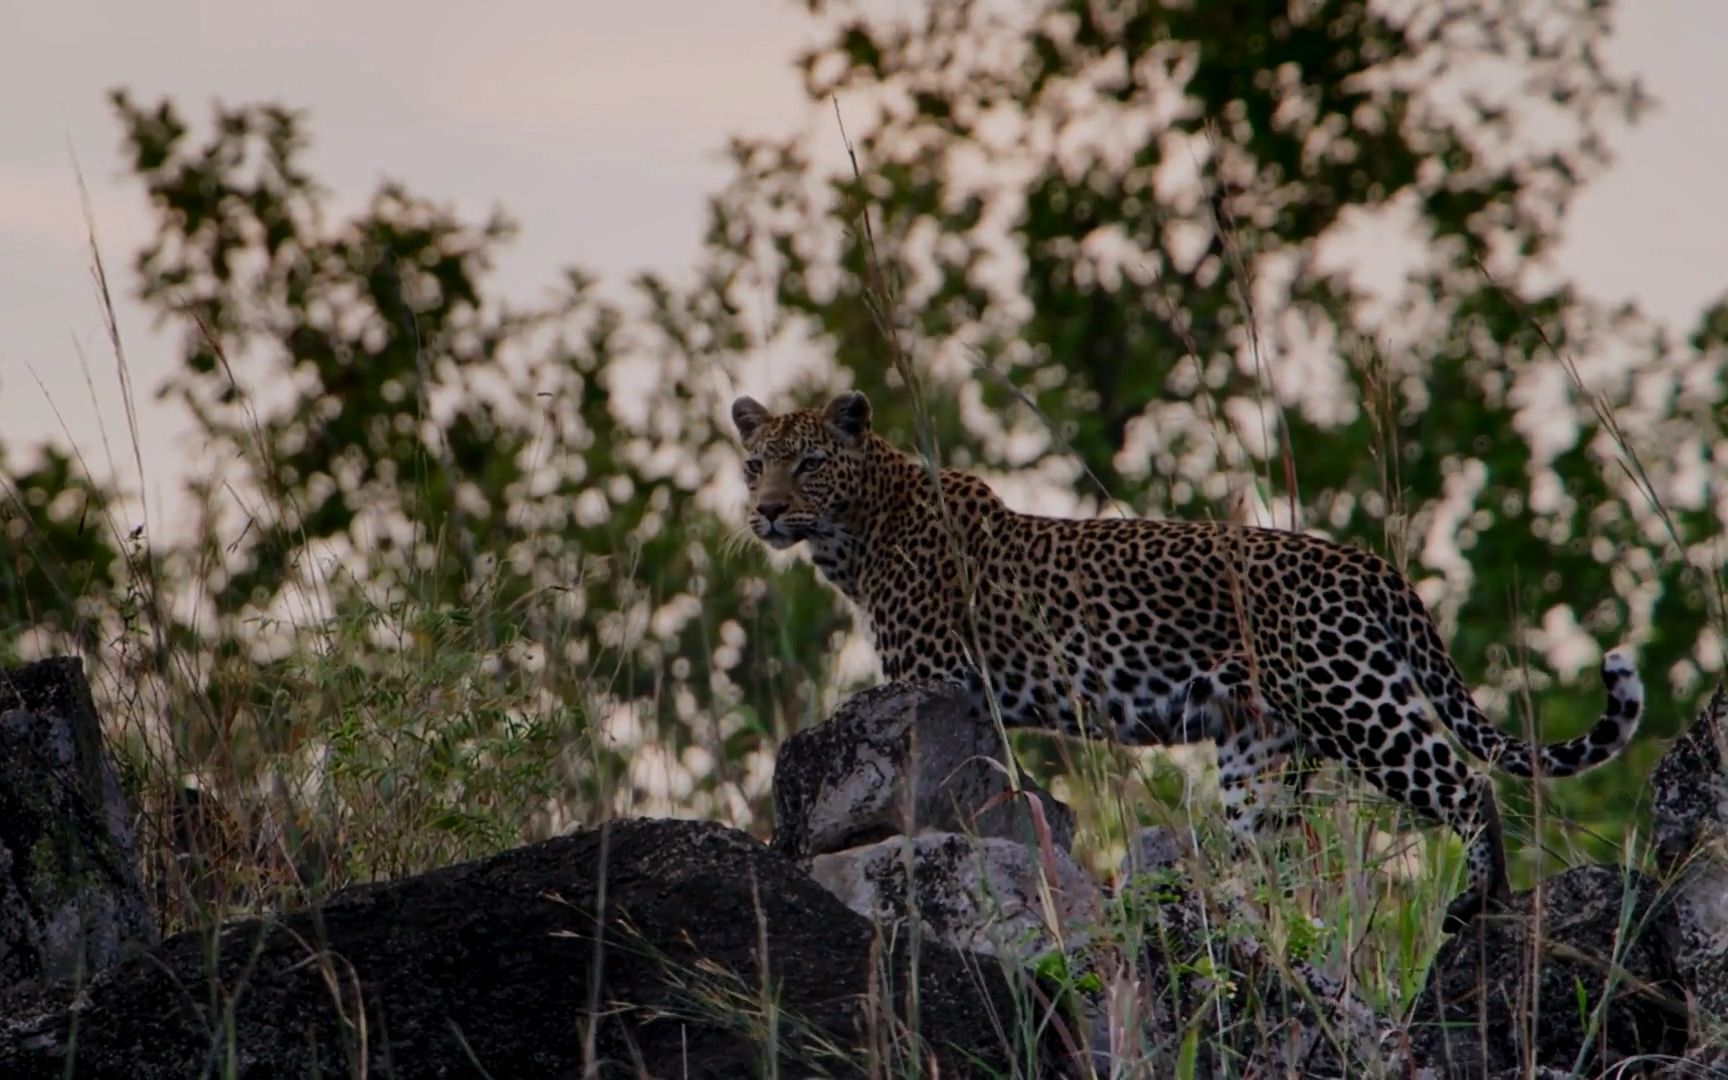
[732,396,771,441]
[823,391,872,445]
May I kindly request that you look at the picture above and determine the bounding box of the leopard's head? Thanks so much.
[730,391,872,550]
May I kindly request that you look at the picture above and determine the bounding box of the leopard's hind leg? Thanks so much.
[1336,697,1511,933]
[1181,655,1309,840]
[1277,630,1512,933]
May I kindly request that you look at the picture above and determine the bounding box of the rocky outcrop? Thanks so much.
[773,682,1406,1076]
[775,679,1728,1078]
[0,657,155,987]
[5,658,1728,1078]
[1409,865,1688,1077]
[0,817,1065,1078]
[1649,683,1728,1067]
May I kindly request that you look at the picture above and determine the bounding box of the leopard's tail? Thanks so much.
[1398,595,1643,779]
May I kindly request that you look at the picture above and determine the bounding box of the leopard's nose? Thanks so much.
[757,500,788,523]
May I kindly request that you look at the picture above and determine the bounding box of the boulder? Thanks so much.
[772,681,1074,861]
[0,657,155,988]
[0,818,1068,1079]
[1649,682,1728,1065]
[810,832,1101,958]
[1650,685,1728,872]
[776,681,1090,978]
[1408,864,1688,1078]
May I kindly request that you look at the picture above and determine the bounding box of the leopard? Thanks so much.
[731,390,1644,932]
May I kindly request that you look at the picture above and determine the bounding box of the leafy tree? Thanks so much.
[103,88,842,833]
[0,440,125,664]
[11,94,851,914]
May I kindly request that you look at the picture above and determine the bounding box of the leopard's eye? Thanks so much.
[743,458,763,480]
[795,453,828,476]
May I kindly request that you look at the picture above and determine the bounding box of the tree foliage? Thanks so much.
[99,89,824,828]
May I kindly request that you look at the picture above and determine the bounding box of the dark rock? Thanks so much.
[1650,683,1728,1066]
[773,681,1074,861]
[0,657,155,988]
[1409,864,1689,1078]
[1651,683,1728,873]
[0,818,1067,1079]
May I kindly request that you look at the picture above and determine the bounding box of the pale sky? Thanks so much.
[1,1,1724,528]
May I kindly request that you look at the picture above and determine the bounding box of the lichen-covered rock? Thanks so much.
[1668,861,1728,1071]
[772,681,1074,860]
[1409,864,1688,1078]
[809,831,1100,959]
[1652,684,1728,872]
[1650,683,1728,1065]
[0,818,1066,1079]
[0,657,155,988]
